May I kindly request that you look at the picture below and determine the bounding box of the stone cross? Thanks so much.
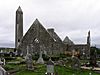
[40,50,42,58]
[72,49,75,57]
[3,58,5,65]
[43,50,47,55]
[27,45,29,54]
[37,50,44,64]
[26,45,34,70]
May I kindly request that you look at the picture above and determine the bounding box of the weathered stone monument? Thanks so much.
[0,66,7,75]
[71,50,81,70]
[37,49,44,64]
[26,46,34,70]
[90,49,97,67]
[3,58,5,66]
[46,59,54,75]
[71,57,81,70]
[0,59,7,75]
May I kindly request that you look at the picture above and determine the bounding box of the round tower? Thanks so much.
[15,6,23,48]
[87,30,91,58]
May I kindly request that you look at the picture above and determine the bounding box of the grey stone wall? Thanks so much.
[18,19,64,56]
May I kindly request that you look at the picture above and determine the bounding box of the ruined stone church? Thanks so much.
[15,6,90,58]
[63,31,90,58]
[15,6,64,56]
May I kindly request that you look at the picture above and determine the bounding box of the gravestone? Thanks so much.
[71,49,81,70]
[46,59,54,75]
[71,56,81,70]
[37,50,44,64]
[26,46,34,70]
[90,49,97,67]
[0,66,7,75]
[3,58,5,65]
[72,49,75,57]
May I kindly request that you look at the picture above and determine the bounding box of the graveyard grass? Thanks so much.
[5,64,100,75]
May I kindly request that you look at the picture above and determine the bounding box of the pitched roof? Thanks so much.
[47,28,62,43]
[63,36,74,45]
[18,19,54,48]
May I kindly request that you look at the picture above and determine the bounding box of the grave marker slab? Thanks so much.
[26,46,34,70]
[37,51,44,64]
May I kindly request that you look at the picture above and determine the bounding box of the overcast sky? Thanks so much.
[0,0,100,48]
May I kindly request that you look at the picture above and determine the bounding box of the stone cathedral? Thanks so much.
[15,6,90,58]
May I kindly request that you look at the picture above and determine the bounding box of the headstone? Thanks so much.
[0,66,7,75]
[26,46,34,70]
[90,49,97,67]
[71,56,81,70]
[72,49,75,57]
[3,58,5,65]
[71,50,81,70]
[46,59,54,75]
[37,50,44,64]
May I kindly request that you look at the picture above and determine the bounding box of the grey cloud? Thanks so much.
[0,0,100,47]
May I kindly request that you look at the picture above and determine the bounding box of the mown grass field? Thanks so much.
[4,64,100,75]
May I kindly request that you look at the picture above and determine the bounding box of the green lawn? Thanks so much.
[16,64,46,75]
[4,64,100,75]
[16,70,44,75]
[55,66,99,75]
